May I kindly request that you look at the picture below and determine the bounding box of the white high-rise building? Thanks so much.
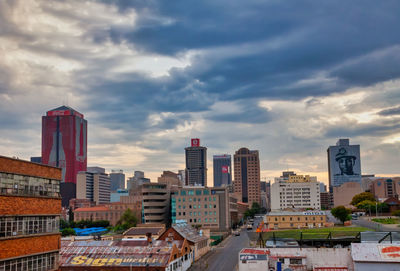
[270,174,321,211]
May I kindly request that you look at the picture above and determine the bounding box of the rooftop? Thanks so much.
[123,226,165,236]
[172,223,208,243]
[352,243,400,263]
[74,206,109,212]
[267,211,326,216]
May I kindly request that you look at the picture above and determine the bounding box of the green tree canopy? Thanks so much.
[331,206,351,224]
[61,228,76,237]
[351,192,375,206]
[116,208,138,231]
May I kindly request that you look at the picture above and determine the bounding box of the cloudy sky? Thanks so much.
[1,0,400,186]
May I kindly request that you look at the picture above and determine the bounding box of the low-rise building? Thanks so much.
[0,155,61,271]
[123,224,166,240]
[370,177,400,199]
[238,247,353,271]
[74,201,141,225]
[237,202,249,221]
[159,222,209,262]
[351,243,400,271]
[59,239,193,271]
[320,191,333,210]
[110,189,129,202]
[265,211,327,230]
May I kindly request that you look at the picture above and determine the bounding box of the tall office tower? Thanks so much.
[0,156,61,270]
[233,148,261,207]
[185,138,207,186]
[213,154,232,187]
[76,167,111,205]
[42,105,87,206]
[110,169,125,192]
[327,138,361,190]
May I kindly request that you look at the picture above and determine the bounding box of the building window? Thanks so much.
[290,258,302,265]
[180,191,186,196]
[0,216,60,238]
[188,190,194,195]
[0,251,58,271]
[196,190,202,195]
[203,190,209,195]
[0,173,60,198]
[204,205,207,208]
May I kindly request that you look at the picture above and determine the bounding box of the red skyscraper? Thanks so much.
[42,106,87,206]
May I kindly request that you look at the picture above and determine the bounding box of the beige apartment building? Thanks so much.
[76,168,110,205]
[270,175,321,210]
[265,211,327,229]
[233,147,261,207]
[370,177,400,199]
[172,186,231,232]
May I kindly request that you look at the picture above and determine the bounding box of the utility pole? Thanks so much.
[376,202,378,217]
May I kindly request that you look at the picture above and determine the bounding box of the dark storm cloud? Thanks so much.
[324,121,400,138]
[378,106,400,116]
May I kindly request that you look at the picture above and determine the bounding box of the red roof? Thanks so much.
[314,268,348,271]
[241,249,270,255]
[74,206,109,212]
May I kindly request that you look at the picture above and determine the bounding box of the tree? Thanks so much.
[392,210,400,217]
[116,208,138,231]
[351,192,375,206]
[331,206,351,224]
[61,228,76,237]
[251,202,261,213]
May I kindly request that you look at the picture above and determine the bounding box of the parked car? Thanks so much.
[233,230,240,236]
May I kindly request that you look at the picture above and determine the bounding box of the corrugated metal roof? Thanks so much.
[60,240,177,267]
[123,227,165,236]
[314,268,348,271]
[351,243,400,263]
[172,224,208,243]
[267,211,326,216]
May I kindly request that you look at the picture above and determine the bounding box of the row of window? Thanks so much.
[269,216,324,222]
[188,218,217,223]
[180,190,212,196]
[177,211,217,216]
[178,204,217,209]
[0,216,60,238]
[0,252,58,271]
[0,173,60,198]
[177,197,216,202]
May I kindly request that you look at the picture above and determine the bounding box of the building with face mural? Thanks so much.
[327,139,361,190]
[42,106,87,206]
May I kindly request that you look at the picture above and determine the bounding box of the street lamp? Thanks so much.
[376,202,378,217]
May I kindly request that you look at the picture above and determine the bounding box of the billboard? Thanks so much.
[191,138,200,147]
[328,144,361,187]
[222,165,229,173]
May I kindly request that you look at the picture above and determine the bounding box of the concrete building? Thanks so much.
[73,201,141,226]
[42,105,87,207]
[76,168,111,205]
[265,211,327,229]
[238,247,353,271]
[270,175,321,210]
[333,182,363,207]
[123,225,166,240]
[370,177,400,200]
[233,147,261,207]
[141,183,170,225]
[185,138,207,186]
[327,138,361,190]
[109,169,125,192]
[177,170,186,187]
[237,202,249,221]
[0,156,61,270]
[110,189,129,202]
[213,154,232,187]
[171,186,231,232]
[127,171,150,191]
[158,171,182,188]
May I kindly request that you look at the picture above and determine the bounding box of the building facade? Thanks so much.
[265,211,327,229]
[213,154,232,187]
[327,138,361,189]
[171,186,231,232]
[185,138,207,186]
[270,176,321,210]
[76,168,111,205]
[158,171,182,188]
[370,177,400,199]
[127,171,150,191]
[0,156,61,270]
[141,183,170,225]
[110,189,129,202]
[109,170,125,192]
[233,148,261,207]
[333,182,363,207]
[42,106,87,206]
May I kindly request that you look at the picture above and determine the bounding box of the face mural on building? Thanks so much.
[335,148,358,176]
[328,145,361,186]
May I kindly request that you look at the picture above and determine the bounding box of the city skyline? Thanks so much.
[1,1,400,186]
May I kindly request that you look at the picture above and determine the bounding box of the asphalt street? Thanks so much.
[189,227,250,271]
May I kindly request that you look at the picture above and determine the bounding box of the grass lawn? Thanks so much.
[372,218,400,224]
[261,227,371,240]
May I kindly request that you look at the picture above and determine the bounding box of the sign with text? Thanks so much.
[191,138,200,147]
[222,165,229,173]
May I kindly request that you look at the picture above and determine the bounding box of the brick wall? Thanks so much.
[0,156,61,180]
[0,196,61,215]
[0,234,60,260]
